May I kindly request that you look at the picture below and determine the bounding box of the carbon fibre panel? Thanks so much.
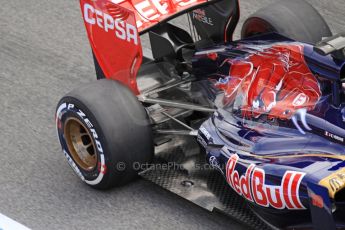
[139,136,271,230]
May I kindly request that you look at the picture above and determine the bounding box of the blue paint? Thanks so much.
[193,35,345,228]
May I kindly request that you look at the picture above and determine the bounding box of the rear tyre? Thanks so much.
[241,0,332,44]
[56,79,153,189]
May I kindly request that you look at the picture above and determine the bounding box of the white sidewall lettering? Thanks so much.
[56,103,106,185]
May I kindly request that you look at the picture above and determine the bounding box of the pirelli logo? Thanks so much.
[319,168,345,198]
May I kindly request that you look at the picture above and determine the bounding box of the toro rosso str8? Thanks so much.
[55,0,345,229]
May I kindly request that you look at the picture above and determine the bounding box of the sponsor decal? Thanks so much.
[83,3,138,45]
[209,156,222,171]
[310,191,324,209]
[206,52,218,61]
[329,177,344,193]
[75,107,104,154]
[112,0,200,29]
[197,135,207,148]
[324,131,344,143]
[192,9,213,25]
[198,126,213,147]
[199,126,211,140]
[292,93,308,107]
[319,168,345,198]
[226,154,306,209]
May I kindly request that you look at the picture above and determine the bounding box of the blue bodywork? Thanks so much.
[193,34,345,229]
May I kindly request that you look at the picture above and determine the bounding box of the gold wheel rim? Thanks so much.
[64,117,98,171]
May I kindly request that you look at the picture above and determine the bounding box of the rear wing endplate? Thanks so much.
[80,0,216,94]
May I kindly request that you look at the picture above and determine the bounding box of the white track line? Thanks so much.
[0,213,30,230]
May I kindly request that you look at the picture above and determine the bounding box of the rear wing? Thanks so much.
[79,0,219,94]
[110,0,217,34]
[81,0,142,93]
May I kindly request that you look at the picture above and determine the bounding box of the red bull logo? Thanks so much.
[226,154,306,210]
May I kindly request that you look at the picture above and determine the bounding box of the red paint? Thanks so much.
[233,171,242,194]
[226,154,238,187]
[215,44,321,120]
[207,52,218,61]
[98,162,108,175]
[240,165,254,201]
[283,172,295,209]
[79,0,211,94]
[291,173,304,209]
[225,154,306,210]
[266,186,284,209]
[111,0,208,32]
[252,168,269,207]
[80,0,142,94]
[311,193,324,209]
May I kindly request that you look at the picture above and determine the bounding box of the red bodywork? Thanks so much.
[80,0,142,93]
[215,44,321,120]
[110,0,209,33]
[79,0,210,94]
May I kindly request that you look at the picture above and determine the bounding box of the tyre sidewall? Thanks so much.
[56,97,113,188]
[241,0,332,44]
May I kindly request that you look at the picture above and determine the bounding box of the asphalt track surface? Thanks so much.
[0,0,344,229]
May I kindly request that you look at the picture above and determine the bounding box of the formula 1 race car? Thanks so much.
[55,0,345,229]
